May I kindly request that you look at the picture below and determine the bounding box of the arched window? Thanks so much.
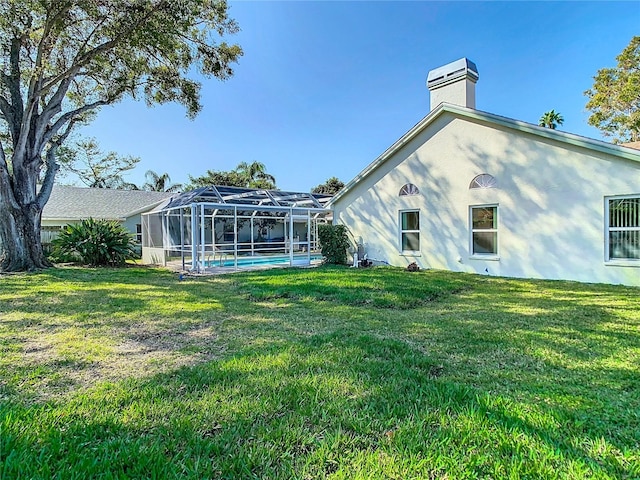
[469,174,497,189]
[399,183,419,196]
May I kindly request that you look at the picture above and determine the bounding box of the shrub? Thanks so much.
[47,246,81,264]
[52,218,137,267]
[317,224,351,264]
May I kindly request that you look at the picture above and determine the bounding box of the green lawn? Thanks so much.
[0,266,638,479]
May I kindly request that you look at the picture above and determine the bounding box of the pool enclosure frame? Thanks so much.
[141,185,332,272]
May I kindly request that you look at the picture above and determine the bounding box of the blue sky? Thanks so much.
[80,1,640,192]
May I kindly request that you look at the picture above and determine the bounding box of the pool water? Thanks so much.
[207,254,323,268]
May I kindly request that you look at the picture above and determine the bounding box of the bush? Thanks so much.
[52,218,138,267]
[317,224,351,264]
[47,246,81,264]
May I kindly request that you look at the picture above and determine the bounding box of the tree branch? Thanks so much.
[36,145,59,210]
[9,36,25,116]
[0,138,6,171]
[2,36,25,143]
[12,93,39,170]
[40,1,170,97]
[28,4,69,106]
[36,119,76,210]
[0,141,19,211]
[0,95,12,121]
[40,98,110,150]
[34,76,74,143]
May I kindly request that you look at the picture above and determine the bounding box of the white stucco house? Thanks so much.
[330,58,640,286]
[42,185,174,245]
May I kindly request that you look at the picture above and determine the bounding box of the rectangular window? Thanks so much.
[470,205,498,255]
[136,223,143,244]
[400,210,420,252]
[607,196,640,261]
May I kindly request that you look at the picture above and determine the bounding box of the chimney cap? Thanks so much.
[427,58,479,90]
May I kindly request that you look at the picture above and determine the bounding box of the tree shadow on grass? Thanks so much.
[1,267,638,478]
[0,267,242,400]
[406,275,640,369]
[2,329,637,479]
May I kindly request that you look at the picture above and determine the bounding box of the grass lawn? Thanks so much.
[0,265,638,479]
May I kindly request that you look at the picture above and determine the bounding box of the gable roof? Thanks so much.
[42,185,174,221]
[329,102,640,206]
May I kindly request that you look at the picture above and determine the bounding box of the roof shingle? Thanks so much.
[42,185,174,221]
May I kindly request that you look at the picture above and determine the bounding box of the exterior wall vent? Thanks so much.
[469,174,497,189]
[399,183,420,196]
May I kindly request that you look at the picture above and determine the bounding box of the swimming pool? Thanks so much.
[206,254,323,268]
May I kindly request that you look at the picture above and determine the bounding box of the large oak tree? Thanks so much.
[0,0,242,271]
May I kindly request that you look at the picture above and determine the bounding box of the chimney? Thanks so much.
[427,58,479,110]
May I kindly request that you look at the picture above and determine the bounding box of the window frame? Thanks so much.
[605,194,640,264]
[399,209,420,255]
[136,223,143,244]
[469,204,499,259]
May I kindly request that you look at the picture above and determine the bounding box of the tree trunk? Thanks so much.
[0,192,51,272]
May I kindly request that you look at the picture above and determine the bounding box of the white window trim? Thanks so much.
[469,204,499,260]
[399,209,420,254]
[604,194,640,266]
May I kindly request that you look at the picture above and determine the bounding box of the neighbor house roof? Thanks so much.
[329,102,640,206]
[42,185,175,221]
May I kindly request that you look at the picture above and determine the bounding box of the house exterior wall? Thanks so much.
[40,219,66,247]
[42,217,140,234]
[122,215,142,237]
[41,215,145,254]
[333,112,640,286]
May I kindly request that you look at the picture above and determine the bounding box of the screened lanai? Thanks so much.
[141,185,332,272]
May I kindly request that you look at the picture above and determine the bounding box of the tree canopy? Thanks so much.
[188,161,276,190]
[538,110,564,130]
[143,170,182,193]
[0,0,242,271]
[57,138,140,189]
[312,176,345,195]
[585,36,640,144]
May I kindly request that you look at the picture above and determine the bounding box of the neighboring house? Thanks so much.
[330,58,640,286]
[42,185,174,245]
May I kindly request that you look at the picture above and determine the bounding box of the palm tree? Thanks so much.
[142,170,182,192]
[236,161,276,189]
[539,110,564,129]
